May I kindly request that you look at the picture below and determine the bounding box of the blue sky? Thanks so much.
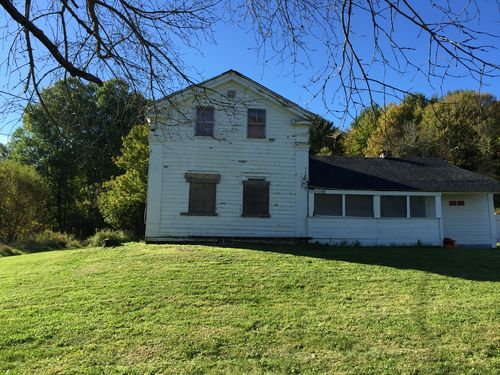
[1,0,499,144]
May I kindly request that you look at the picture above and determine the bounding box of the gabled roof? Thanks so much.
[155,69,316,119]
[310,156,500,193]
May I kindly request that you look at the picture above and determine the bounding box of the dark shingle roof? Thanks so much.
[309,156,500,192]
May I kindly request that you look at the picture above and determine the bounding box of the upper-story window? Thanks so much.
[195,106,214,136]
[247,109,266,138]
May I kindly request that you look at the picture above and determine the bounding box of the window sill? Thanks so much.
[194,135,214,138]
[180,212,218,216]
[241,214,270,218]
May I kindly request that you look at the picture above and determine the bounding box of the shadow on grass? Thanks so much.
[230,244,500,282]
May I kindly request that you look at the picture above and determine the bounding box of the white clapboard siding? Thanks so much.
[146,78,310,240]
[308,217,441,246]
[441,193,494,247]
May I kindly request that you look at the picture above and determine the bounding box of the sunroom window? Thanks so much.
[345,195,373,217]
[314,194,342,216]
[410,196,436,217]
[381,196,407,217]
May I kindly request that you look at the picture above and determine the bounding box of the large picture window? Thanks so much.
[242,179,270,217]
[195,106,214,136]
[381,196,407,217]
[345,195,373,217]
[314,194,342,216]
[183,173,220,215]
[247,109,266,138]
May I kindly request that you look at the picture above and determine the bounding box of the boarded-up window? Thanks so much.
[381,196,407,217]
[410,196,436,217]
[184,173,220,215]
[242,179,270,217]
[345,195,373,217]
[314,194,342,216]
[247,109,266,138]
[196,106,214,136]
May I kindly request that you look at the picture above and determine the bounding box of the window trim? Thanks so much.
[310,190,440,219]
[247,108,266,139]
[242,178,270,218]
[182,173,220,216]
[195,106,214,137]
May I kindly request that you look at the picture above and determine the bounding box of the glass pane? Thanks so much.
[247,109,266,138]
[345,195,373,217]
[381,196,407,217]
[196,107,214,136]
[314,194,342,216]
[247,124,265,138]
[410,196,436,217]
[248,109,266,125]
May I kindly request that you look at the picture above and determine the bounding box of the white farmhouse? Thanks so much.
[146,70,500,248]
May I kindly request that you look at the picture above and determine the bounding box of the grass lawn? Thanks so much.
[1,244,499,374]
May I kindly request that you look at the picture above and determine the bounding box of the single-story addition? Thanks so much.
[309,156,499,247]
[145,69,500,248]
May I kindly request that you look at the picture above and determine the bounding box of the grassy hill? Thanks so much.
[1,243,499,374]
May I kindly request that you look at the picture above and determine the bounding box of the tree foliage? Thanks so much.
[0,143,7,160]
[0,160,50,243]
[309,117,344,156]
[98,124,149,236]
[344,91,499,182]
[0,0,497,130]
[365,94,428,157]
[420,91,499,179]
[8,78,146,236]
[343,107,380,156]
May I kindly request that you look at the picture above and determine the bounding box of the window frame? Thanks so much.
[247,108,266,139]
[182,173,220,216]
[313,193,343,216]
[195,106,214,137]
[345,194,374,217]
[242,178,270,218]
[310,191,439,219]
[380,195,408,218]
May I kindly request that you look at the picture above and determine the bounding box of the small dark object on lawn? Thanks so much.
[102,238,122,248]
[443,237,458,248]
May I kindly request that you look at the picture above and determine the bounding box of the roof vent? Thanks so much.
[227,89,236,98]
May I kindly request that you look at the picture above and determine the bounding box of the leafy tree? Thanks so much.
[8,78,146,236]
[0,160,50,243]
[420,91,499,179]
[343,107,380,156]
[0,143,7,159]
[309,117,344,156]
[0,1,496,126]
[365,94,428,157]
[98,125,149,236]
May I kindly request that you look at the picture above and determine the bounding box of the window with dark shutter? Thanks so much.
[195,106,214,136]
[247,109,266,138]
[183,173,220,215]
[242,179,270,217]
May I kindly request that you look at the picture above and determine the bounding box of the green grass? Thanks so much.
[1,243,499,374]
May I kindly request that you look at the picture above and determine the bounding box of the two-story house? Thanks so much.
[146,70,313,241]
[146,70,499,247]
